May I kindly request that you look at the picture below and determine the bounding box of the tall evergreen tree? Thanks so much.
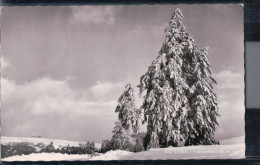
[139,8,219,149]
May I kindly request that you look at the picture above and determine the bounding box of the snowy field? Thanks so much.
[2,136,244,161]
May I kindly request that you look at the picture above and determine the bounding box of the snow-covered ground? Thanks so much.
[2,153,92,161]
[2,136,245,161]
[1,136,101,149]
[2,150,132,161]
[120,141,244,160]
[219,136,244,145]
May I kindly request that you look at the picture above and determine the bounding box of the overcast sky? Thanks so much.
[1,4,244,143]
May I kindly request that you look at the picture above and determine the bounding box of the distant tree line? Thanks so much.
[1,141,96,158]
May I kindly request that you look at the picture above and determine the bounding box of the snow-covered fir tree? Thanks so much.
[115,83,140,134]
[111,84,140,149]
[138,8,219,149]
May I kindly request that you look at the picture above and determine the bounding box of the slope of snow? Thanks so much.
[120,143,244,160]
[1,136,101,149]
[120,136,245,160]
[219,136,244,145]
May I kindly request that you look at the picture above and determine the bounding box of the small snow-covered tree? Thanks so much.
[139,8,219,149]
[111,83,140,150]
[115,83,139,134]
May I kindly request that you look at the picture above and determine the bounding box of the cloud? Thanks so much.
[1,56,10,69]
[1,77,121,141]
[70,6,120,25]
[215,70,244,89]
[2,77,119,115]
[90,81,125,101]
[213,70,245,140]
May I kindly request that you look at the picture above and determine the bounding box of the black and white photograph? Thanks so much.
[1,4,244,161]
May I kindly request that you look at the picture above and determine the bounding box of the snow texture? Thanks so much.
[2,153,92,161]
[90,150,131,160]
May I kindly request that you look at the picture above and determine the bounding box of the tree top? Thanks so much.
[171,8,184,21]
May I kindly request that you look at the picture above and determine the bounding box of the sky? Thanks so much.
[1,4,244,143]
